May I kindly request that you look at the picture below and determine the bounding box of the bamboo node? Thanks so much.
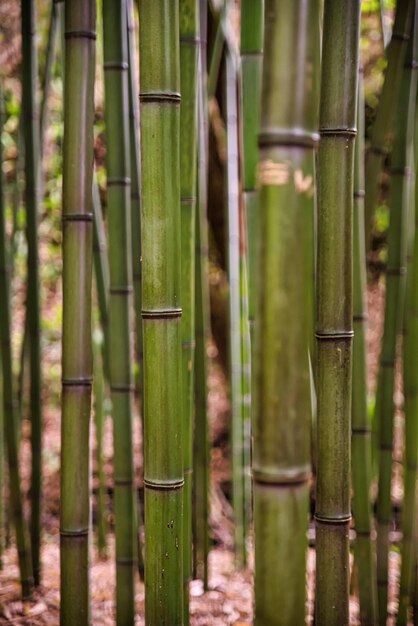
[110,384,134,393]
[142,308,182,319]
[258,129,319,148]
[144,478,184,491]
[60,527,89,537]
[109,286,133,295]
[62,212,93,222]
[314,513,351,524]
[139,92,181,104]
[319,127,357,137]
[315,330,354,340]
[65,30,96,40]
[62,377,93,387]
[353,189,365,198]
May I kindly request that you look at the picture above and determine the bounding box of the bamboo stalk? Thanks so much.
[364,0,413,239]
[0,80,33,599]
[93,330,108,559]
[102,1,137,622]
[40,0,62,149]
[60,1,95,623]
[397,18,418,623]
[180,0,199,618]
[21,0,43,586]
[315,2,360,624]
[253,1,319,623]
[193,0,210,588]
[139,2,183,623]
[125,1,145,580]
[225,51,246,567]
[351,65,379,626]
[375,7,418,620]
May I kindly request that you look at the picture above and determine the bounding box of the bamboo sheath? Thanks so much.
[315,2,360,624]
[193,0,210,586]
[21,0,42,585]
[376,7,418,621]
[60,1,95,623]
[351,66,379,626]
[253,1,319,624]
[0,81,33,599]
[103,1,137,623]
[179,0,199,619]
[365,0,413,239]
[139,2,184,623]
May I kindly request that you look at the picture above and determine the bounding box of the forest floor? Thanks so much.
[0,281,410,625]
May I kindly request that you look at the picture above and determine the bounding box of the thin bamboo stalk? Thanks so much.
[351,65,379,626]
[180,0,199,618]
[364,0,413,239]
[102,1,137,622]
[397,28,418,624]
[254,2,320,623]
[0,81,33,598]
[193,0,210,588]
[93,330,108,558]
[376,8,418,620]
[315,2,360,624]
[60,2,95,623]
[139,2,183,623]
[225,51,245,567]
[40,0,61,149]
[126,0,143,404]
[21,0,42,586]
[125,1,145,580]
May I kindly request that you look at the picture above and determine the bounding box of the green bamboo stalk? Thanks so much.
[398,157,418,626]
[180,0,199,619]
[351,65,379,626]
[364,0,413,239]
[397,26,418,624]
[93,330,108,559]
[253,2,319,623]
[21,0,42,586]
[60,2,95,623]
[0,84,4,570]
[0,82,33,598]
[125,3,145,580]
[92,174,110,379]
[315,2,360,624]
[375,8,418,620]
[139,2,183,623]
[193,0,210,588]
[102,1,137,622]
[225,51,245,567]
[40,1,61,148]
[126,0,143,404]
[240,0,263,351]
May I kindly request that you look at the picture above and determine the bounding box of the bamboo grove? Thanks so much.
[2,0,418,624]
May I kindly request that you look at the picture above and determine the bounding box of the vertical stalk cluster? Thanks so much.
[179,0,199,618]
[21,0,42,586]
[375,6,418,620]
[139,2,184,623]
[60,1,96,623]
[364,0,413,238]
[253,1,319,623]
[315,2,360,625]
[102,1,137,622]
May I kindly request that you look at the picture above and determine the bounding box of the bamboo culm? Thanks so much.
[375,7,418,620]
[315,2,360,624]
[60,1,96,623]
[21,0,42,586]
[254,1,320,623]
[139,2,184,623]
[103,1,137,622]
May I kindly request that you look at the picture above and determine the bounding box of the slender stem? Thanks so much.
[139,2,183,623]
[315,2,360,624]
[102,1,137,622]
[60,2,96,623]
